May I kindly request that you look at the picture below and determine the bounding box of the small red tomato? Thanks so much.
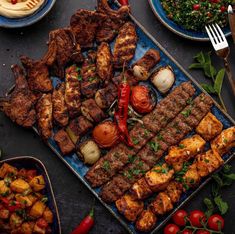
[220,6,226,12]
[210,0,220,3]
[172,210,188,226]
[189,210,206,227]
[196,230,210,234]
[37,218,49,229]
[164,224,180,234]
[193,4,200,10]
[182,229,193,234]
[208,214,224,231]
[11,0,17,4]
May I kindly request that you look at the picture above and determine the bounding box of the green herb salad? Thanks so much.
[160,0,233,31]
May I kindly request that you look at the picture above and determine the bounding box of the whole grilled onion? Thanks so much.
[93,121,119,148]
[131,85,155,114]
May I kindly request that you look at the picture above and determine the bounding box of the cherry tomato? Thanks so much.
[208,214,224,231]
[189,210,206,227]
[182,230,193,234]
[164,224,180,234]
[37,218,49,229]
[118,0,129,5]
[172,210,188,226]
[220,6,226,12]
[196,230,210,234]
[11,0,17,4]
[193,4,200,10]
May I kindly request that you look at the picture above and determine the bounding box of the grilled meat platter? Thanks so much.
[0,0,234,233]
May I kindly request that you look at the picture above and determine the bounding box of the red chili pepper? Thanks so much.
[70,208,95,234]
[114,74,133,147]
[118,0,129,6]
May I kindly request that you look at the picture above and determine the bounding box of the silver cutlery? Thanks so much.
[205,24,235,96]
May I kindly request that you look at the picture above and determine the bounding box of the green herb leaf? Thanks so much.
[181,109,191,117]
[204,197,214,218]
[212,182,220,197]
[148,141,160,152]
[214,196,228,215]
[223,164,232,174]
[212,174,223,187]
[201,83,216,94]
[214,68,225,95]
[102,161,110,171]
[223,173,235,181]
[194,51,206,64]
[189,63,204,69]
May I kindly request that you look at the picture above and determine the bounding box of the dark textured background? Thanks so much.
[0,1,235,233]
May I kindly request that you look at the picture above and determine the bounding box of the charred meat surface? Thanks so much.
[0,65,36,128]
[52,83,69,127]
[113,22,138,68]
[112,69,139,87]
[36,93,53,140]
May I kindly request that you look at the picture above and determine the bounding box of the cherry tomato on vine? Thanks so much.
[196,230,210,234]
[189,210,206,227]
[164,223,180,234]
[193,4,200,10]
[208,214,224,231]
[182,229,193,234]
[172,210,188,226]
[220,6,226,12]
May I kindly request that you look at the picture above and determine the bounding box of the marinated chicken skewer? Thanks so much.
[85,82,195,188]
[100,93,213,203]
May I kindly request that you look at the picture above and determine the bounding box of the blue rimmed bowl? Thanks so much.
[0,0,56,28]
[148,0,231,41]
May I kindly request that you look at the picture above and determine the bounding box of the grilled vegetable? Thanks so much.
[135,209,157,232]
[79,140,101,165]
[93,121,119,148]
[29,201,46,218]
[29,175,46,192]
[0,163,18,178]
[10,179,30,193]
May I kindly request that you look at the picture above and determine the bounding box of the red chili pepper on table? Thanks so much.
[118,0,129,6]
[114,72,133,147]
[70,208,95,234]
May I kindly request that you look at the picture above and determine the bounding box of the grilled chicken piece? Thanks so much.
[211,127,235,156]
[196,150,223,177]
[132,49,161,80]
[52,83,69,127]
[95,83,118,109]
[96,42,113,82]
[96,0,130,43]
[48,28,84,78]
[165,181,183,204]
[135,209,157,233]
[116,193,144,222]
[165,135,206,172]
[145,164,174,192]
[196,112,223,141]
[36,94,53,140]
[66,116,93,144]
[113,22,138,69]
[65,65,81,118]
[0,65,36,128]
[54,129,75,155]
[70,9,106,48]
[150,192,173,216]
[81,99,105,122]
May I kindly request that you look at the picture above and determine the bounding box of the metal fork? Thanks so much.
[205,23,235,96]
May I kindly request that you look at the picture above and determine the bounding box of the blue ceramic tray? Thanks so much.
[148,0,231,41]
[0,0,56,28]
[0,156,61,234]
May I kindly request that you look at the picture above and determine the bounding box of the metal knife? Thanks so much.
[228,4,235,43]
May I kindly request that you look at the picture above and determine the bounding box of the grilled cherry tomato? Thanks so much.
[118,0,129,5]
[189,210,206,227]
[208,214,224,231]
[164,223,180,234]
[172,209,188,226]
[196,230,210,234]
[182,229,193,234]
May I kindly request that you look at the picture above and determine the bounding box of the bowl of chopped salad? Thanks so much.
[148,0,232,41]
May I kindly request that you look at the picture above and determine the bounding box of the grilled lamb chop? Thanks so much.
[0,65,36,128]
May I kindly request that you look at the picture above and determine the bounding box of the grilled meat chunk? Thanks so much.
[166,181,183,204]
[116,193,144,222]
[0,65,36,128]
[211,127,235,155]
[65,65,81,118]
[95,82,118,109]
[81,99,105,122]
[112,69,139,87]
[196,112,223,141]
[165,135,206,172]
[113,22,138,68]
[96,42,113,82]
[36,94,53,140]
[70,9,106,48]
[48,28,84,78]
[52,83,69,127]
[54,129,75,155]
[196,150,223,177]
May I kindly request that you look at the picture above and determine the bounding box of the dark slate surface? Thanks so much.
[0,1,234,234]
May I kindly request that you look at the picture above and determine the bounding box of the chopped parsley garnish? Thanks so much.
[204,159,210,163]
[77,75,82,81]
[149,141,161,152]
[157,133,163,141]
[102,161,110,171]
[88,76,97,82]
[181,109,191,117]
[223,138,228,143]
[179,144,185,149]
[154,167,168,174]
[186,97,194,105]
[144,129,150,137]
[41,197,48,203]
[128,155,136,163]
[132,138,139,145]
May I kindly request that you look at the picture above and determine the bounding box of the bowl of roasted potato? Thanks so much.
[0,156,61,234]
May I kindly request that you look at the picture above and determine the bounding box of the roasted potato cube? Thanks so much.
[0,209,10,219]
[166,181,183,204]
[54,129,75,155]
[196,150,223,177]
[33,223,46,234]
[20,222,34,234]
[10,178,30,193]
[196,112,223,141]
[165,135,206,172]
[116,193,144,222]
[9,213,23,229]
[29,175,46,192]
[150,192,173,215]
[15,194,33,207]
[145,164,174,192]
[28,193,41,204]
[29,201,46,218]
[135,209,157,232]
[43,207,53,223]
[0,163,18,178]
[0,180,10,196]
[211,127,235,156]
